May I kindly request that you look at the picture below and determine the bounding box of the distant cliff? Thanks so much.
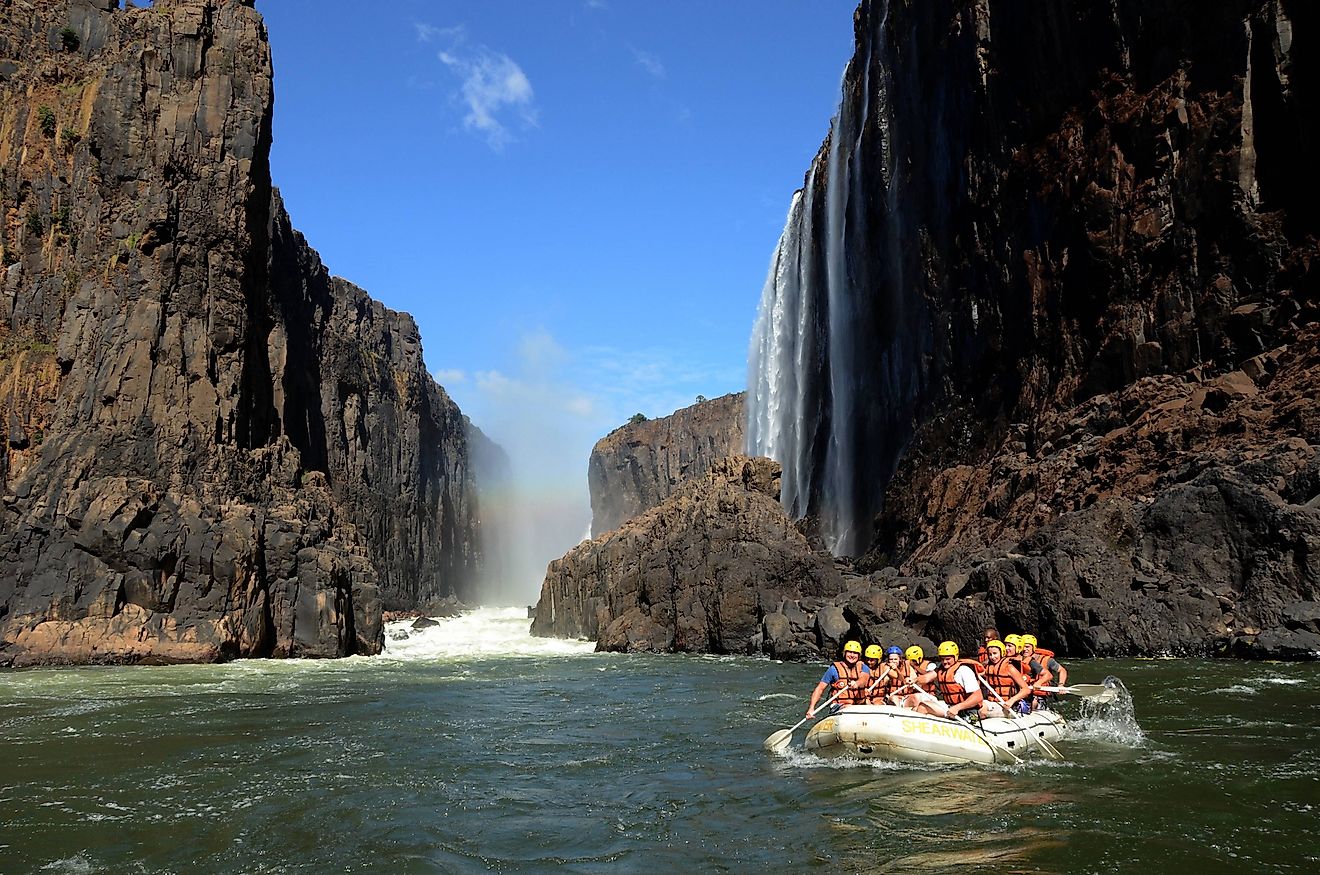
[588,392,744,537]
[0,0,483,665]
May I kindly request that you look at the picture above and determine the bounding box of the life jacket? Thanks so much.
[871,661,914,702]
[976,645,989,666]
[1024,648,1059,692]
[913,662,938,693]
[937,659,984,706]
[831,660,868,707]
[984,658,1021,700]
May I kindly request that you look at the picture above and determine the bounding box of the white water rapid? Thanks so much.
[382,607,596,661]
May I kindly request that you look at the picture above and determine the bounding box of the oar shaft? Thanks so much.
[978,674,1065,761]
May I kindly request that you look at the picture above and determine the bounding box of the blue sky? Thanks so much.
[258,1,857,596]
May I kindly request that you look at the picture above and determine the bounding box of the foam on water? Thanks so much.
[1067,677,1148,746]
[379,606,598,662]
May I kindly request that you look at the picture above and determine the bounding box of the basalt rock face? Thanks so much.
[738,0,1320,658]
[533,453,945,659]
[533,457,846,654]
[588,392,745,537]
[0,1,481,665]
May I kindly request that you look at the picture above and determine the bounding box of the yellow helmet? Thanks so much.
[843,640,863,654]
[986,639,1005,654]
[863,644,883,659]
[905,645,924,661]
[1004,633,1023,648]
[937,640,959,657]
[1021,634,1038,648]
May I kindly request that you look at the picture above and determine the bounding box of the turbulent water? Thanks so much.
[3,610,1317,874]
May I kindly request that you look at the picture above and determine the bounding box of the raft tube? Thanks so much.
[802,704,1066,765]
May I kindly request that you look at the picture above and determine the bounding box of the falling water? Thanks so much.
[747,2,911,557]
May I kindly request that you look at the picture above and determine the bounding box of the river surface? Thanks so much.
[2,608,1317,874]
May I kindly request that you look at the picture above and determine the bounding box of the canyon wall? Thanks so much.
[0,0,483,665]
[537,0,1319,659]
[588,392,744,537]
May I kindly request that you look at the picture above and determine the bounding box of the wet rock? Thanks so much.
[1243,627,1320,659]
[814,605,850,652]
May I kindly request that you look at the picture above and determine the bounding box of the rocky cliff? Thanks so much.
[588,392,744,537]
[538,0,1319,659]
[534,456,847,653]
[0,0,482,665]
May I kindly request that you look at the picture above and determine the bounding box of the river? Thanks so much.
[2,608,1316,874]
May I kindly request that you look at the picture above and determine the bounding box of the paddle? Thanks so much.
[1035,683,1118,704]
[762,684,850,753]
[977,676,1065,761]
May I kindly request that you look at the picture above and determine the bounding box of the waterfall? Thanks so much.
[748,1,917,558]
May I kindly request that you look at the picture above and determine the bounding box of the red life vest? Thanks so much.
[871,661,914,702]
[984,658,1021,699]
[831,660,868,707]
[937,659,984,706]
[1024,647,1059,692]
[976,645,989,666]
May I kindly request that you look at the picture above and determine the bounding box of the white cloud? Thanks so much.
[415,24,537,150]
[565,396,595,417]
[415,22,537,149]
[414,23,464,44]
[628,44,665,79]
[432,368,466,385]
[519,327,566,371]
[475,369,517,397]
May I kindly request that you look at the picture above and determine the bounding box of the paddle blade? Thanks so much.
[1067,683,1118,702]
[763,728,794,752]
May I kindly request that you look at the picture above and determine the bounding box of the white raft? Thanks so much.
[803,704,1067,765]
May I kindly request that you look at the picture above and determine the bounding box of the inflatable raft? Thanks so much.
[803,704,1066,765]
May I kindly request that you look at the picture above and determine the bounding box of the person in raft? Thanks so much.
[861,644,885,685]
[911,641,984,719]
[1021,634,1067,709]
[977,626,1000,665]
[868,646,912,704]
[888,645,938,709]
[979,639,1032,718]
[806,640,872,717]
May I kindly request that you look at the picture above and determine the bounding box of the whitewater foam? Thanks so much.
[1068,677,1147,746]
[379,607,597,662]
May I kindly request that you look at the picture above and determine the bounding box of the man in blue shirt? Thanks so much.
[806,640,871,717]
